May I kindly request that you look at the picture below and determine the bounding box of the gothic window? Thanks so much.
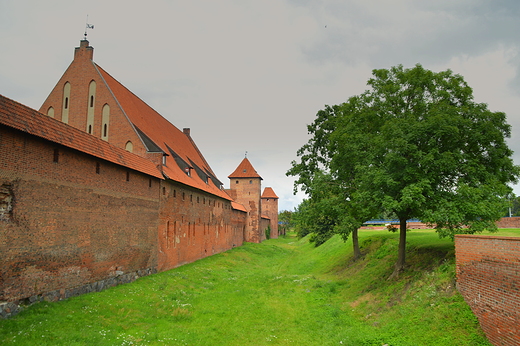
[62,82,71,123]
[125,141,133,153]
[101,104,110,141]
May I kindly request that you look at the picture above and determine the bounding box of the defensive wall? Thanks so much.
[0,125,159,313]
[0,119,248,318]
[455,235,520,346]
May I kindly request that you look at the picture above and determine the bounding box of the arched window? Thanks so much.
[125,141,133,152]
[62,82,71,123]
[47,107,54,118]
[101,104,110,141]
[86,80,96,134]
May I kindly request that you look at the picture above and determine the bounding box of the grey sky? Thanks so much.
[1,0,520,211]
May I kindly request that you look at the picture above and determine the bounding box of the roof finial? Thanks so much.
[245,151,248,158]
[84,15,94,40]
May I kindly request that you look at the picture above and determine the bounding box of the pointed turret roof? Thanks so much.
[228,158,263,179]
[261,187,279,199]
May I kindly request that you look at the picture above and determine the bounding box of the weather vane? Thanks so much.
[84,15,94,40]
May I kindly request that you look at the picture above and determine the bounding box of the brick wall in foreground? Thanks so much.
[455,235,520,346]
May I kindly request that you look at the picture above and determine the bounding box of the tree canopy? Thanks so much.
[288,64,519,276]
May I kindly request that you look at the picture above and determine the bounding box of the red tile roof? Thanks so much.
[94,65,231,201]
[0,94,163,179]
[228,158,262,179]
[231,201,247,212]
[261,187,279,199]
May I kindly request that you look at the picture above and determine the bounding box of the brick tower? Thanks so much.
[261,187,279,239]
[228,158,263,243]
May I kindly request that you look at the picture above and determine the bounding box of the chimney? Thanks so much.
[183,128,191,136]
[74,40,94,61]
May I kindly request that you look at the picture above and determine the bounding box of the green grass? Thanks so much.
[2,229,518,345]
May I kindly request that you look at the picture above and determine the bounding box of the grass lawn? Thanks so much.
[2,228,516,345]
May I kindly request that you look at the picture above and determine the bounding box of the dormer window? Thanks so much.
[185,167,191,176]
[162,154,167,165]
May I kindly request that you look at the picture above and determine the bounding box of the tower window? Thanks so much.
[64,97,69,109]
[88,125,92,134]
[90,95,94,107]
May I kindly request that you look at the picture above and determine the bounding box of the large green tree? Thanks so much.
[289,64,519,277]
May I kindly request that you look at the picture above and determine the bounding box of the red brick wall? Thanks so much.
[262,197,278,238]
[495,216,520,229]
[228,177,263,243]
[39,42,146,156]
[157,181,244,271]
[0,126,159,302]
[455,235,520,346]
[1,125,250,309]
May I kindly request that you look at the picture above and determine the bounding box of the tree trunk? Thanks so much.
[389,218,407,279]
[352,228,361,260]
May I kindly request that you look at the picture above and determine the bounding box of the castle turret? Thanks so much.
[228,158,264,243]
[261,187,279,239]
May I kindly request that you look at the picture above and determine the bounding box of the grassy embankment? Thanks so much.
[2,228,519,345]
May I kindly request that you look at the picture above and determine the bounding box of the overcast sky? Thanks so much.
[2,0,520,211]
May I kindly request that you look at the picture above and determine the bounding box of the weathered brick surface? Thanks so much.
[262,197,278,238]
[495,216,520,229]
[227,177,263,243]
[39,41,146,156]
[0,126,159,302]
[455,235,520,346]
[0,124,254,311]
[157,181,245,271]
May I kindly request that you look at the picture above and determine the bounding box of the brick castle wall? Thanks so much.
[0,125,249,316]
[0,126,159,304]
[455,235,520,346]
[157,181,245,271]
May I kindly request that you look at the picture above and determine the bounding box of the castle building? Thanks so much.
[0,40,278,316]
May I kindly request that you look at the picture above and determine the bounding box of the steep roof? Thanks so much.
[261,187,279,199]
[92,64,231,201]
[231,201,247,212]
[0,94,163,179]
[228,158,263,179]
